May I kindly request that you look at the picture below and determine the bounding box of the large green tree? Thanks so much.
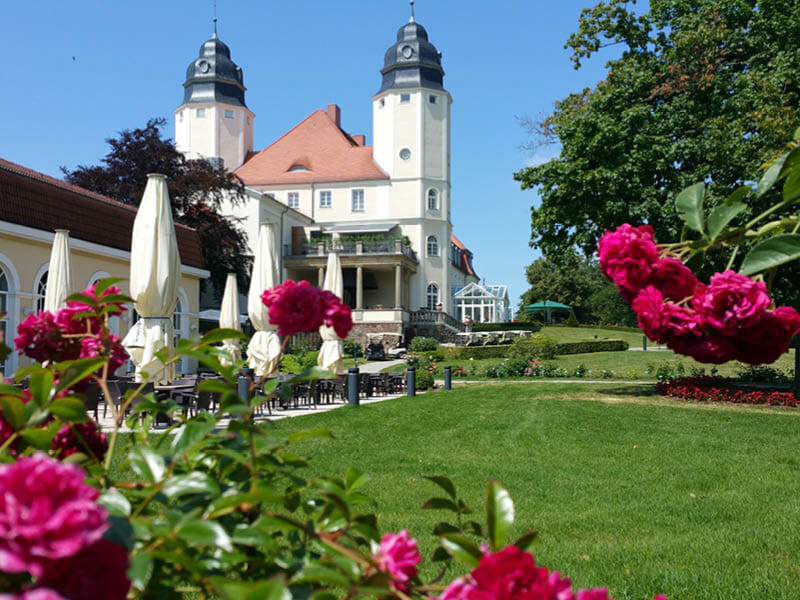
[63,118,251,296]
[515,0,800,267]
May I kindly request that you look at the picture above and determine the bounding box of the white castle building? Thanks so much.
[174,9,495,341]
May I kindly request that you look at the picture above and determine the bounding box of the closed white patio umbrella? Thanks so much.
[317,250,344,374]
[247,222,281,377]
[219,272,242,365]
[43,229,72,313]
[121,173,181,382]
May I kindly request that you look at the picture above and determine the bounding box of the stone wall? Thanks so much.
[350,322,404,349]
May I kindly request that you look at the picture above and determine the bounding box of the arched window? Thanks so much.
[427,235,439,257]
[35,270,48,313]
[426,283,439,310]
[0,267,7,371]
[427,188,439,210]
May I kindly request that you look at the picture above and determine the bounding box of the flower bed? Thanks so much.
[657,376,798,407]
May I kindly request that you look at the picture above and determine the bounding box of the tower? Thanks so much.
[175,22,254,172]
[373,2,452,311]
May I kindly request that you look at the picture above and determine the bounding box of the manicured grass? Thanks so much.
[266,383,800,599]
[387,349,796,381]
[540,326,655,348]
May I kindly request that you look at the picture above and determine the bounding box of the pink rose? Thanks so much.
[691,271,770,336]
[79,333,128,375]
[649,257,697,301]
[598,224,660,303]
[735,306,800,365]
[375,530,421,592]
[51,420,109,461]
[14,312,80,364]
[632,287,665,342]
[261,280,324,337]
[73,283,126,317]
[575,589,612,600]
[37,539,131,600]
[0,454,108,577]
[668,334,736,364]
[321,290,354,338]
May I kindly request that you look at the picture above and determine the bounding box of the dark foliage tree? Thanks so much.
[62,118,250,296]
[515,0,800,275]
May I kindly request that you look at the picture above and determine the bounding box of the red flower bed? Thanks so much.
[657,376,798,407]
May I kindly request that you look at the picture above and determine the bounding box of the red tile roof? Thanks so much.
[0,157,205,270]
[235,106,389,185]
[450,233,477,278]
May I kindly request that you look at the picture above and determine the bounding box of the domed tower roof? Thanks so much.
[378,2,445,94]
[182,23,247,107]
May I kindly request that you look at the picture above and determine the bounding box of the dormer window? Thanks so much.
[400,94,411,103]
[288,164,310,172]
[224,110,234,119]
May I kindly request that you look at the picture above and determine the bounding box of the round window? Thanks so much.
[399,148,412,160]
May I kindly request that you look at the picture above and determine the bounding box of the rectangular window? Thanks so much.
[196,108,205,117]
[224,110,234,119]
[287,192,299,209]
[351,189,365,212]
[429,95,437,104]
[400,94,411,103]
[319,190,332,208]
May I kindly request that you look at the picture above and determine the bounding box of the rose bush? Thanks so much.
[0,279,667,599]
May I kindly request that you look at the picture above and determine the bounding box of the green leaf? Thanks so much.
[99,488,132,517]
[486,479,514,552]
[0,395,25,429]
[288,428,334,444]
[440,533,483,568]
[162,472,221,500]
[28,370,54,406]
[707,187,749,241]
[177,519,233,552]
[783,168,800,202]
[171,421,215,455]
[740,233,800,276]
[513,531,539,553]
[345,466,368,492]
[675,182,706,235]
[757,153,789,198]
[0,383,24,398]
[48,396,89,423]
[64,292,97,307]
[211,578,288,600]
[56,358,106,392]
[293,566,351,588]
[197,378,232,394]
[423,475,457,499]
[423,497,460,513]
[103,515,135,550]
[128,554,153,591]
[202,328,248,345]
[93,277,125,295]
[19,427,56,450]
[128,446,166,483]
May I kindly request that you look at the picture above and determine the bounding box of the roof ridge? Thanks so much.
[237,109,326,168]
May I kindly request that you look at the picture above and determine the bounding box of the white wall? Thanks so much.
[174,102,254,172]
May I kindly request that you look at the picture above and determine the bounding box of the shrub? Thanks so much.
[444,338,628,360]
[499,357,529,377]
[735,364,793,384]
[412,367,435,390]
[409,336,438,352]
[566,311,579,326]
[343,338,363,358]
[646,359,686,380]
[552,339,629,355]
[470,322,541,332]
[658,377,799,407]
[280,353,302,374]
[507,334,558,360]
[443,345,510,360]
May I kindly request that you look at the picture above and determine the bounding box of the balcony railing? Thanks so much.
[409,309,466,333]
[287,240,417,262]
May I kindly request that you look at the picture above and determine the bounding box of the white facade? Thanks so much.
[174,102,254,172]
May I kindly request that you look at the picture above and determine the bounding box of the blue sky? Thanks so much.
[1,1,623,309]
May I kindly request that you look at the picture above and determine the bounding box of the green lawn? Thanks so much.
[387,349,796,381]
[540,326,655,348]
[266,383,800,599]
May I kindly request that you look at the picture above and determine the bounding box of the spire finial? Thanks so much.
[213,0,218,38]
[409,0,415,23]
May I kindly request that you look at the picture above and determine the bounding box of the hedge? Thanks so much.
[469,322,542,332]
[442,339,628,359]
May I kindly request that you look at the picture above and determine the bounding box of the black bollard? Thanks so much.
[642,335,647,351]
[407,366,416,397]
[347,368,360,406]
[444,365,452,390]
[237,376,251,403]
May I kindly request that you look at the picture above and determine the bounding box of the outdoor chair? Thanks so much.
[83,380,103,422]
[359,373,373,398]
[106,381,158,425]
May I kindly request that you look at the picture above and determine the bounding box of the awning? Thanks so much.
[198,309,249,324]
[323,223,397,234]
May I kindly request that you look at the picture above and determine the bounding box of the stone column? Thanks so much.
[356,266,363,310]
[394,264,402,309]
[318,267,324,287]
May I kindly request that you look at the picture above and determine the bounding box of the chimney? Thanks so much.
[326,104,341,127]
[352,134,365,146]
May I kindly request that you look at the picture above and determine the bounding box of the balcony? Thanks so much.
[286,240,417,262]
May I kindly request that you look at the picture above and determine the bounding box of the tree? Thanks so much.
[517,252,634,324]
[62,118,251,296]
[515,0,800,270]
